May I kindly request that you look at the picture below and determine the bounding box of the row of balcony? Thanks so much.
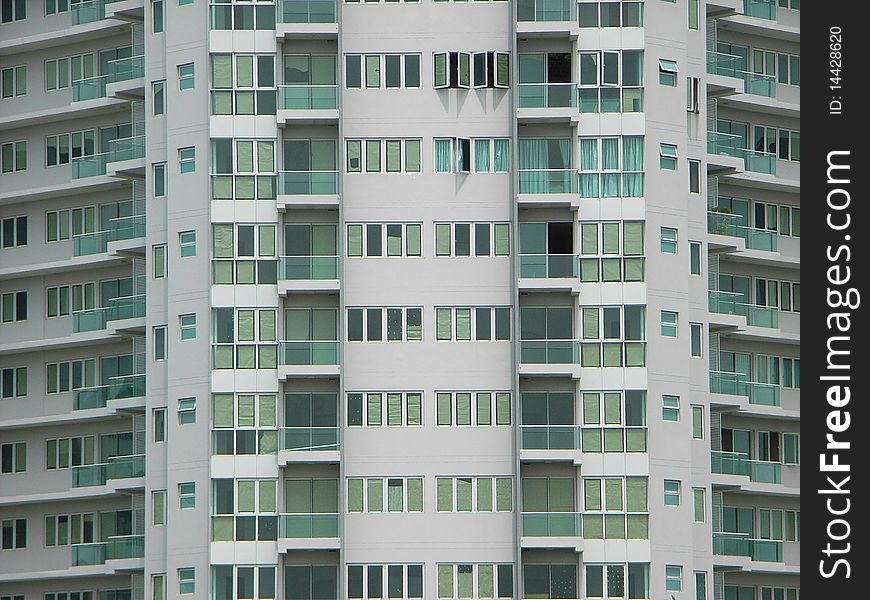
[710,370,780,406]
[71,534,144,566]
[72,294,146,332]
[711,450,781,483]
[71,454,145,488]
[707,51,777,98]
[708,131,777,175]
[708,290,779,328]
[73,56,145,103]
[708,211,777,252]
[72,136,145,179]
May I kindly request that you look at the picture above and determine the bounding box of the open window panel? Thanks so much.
[456,138,472,173]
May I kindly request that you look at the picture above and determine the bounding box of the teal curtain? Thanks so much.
[456,139,465,172]
[580,139,599,197]
[493,139,510,172]
[519,139,549,193]
[622,136,644,197]
[475,139,490,172]
[435,139,452,173]
[602,137,619,196]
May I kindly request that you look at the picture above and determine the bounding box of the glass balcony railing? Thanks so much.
[521,425,647,452]
[279,427,340,452]
[521,425,580,450]
[521,512,582,537]
[279,85,338,110]
[278,0,337,24]
[72,153,109,179]
[71,0,110,25]
[71,535,144,566]
[713,532,783,561]
[711,451,782,483]
[517,83,577,109]
[519,254,578,279]
[278,513,339,538]
[707,131,743,158]
[107,135,146,163]
[73,56,145,102]
[517,0,577,22]
[706,52,776,98]
[518,169,577,194]
[709,371,781,406]
[519,340,579,364]
[278,341,340,366]
[71,454,146,488]
[520,340,647,367]
[279,256,339,280]
[708,291,779,328]
[743,0,776,20]
[707,212,778,252]
[73,295,146,332]
[743,149,777,175]
[74,374,146,410]
[278,171,338,195]
[73,215,146,256]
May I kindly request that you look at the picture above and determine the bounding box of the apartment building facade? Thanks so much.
[0,0,799,599]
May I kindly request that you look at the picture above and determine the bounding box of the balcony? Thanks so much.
[72,294,146,333]
[278,513,340,550]
[516,0,579,37]
[278,85,339,123]
[279,256,339,280]
[277,171,339,209]
[707,132,778,176]
[713,531,782,562]
[73,56,145,102]
[73,374,146,410]
[708,290,778,328]
[709,371,780,406]
[71,454,146,488]
[520,340,646,369]
[518,255,580,294]
[707,211,777,252]
[71,534,144,567]
[73,215,146,256]
[521,425,647,455]
[711,451,781,484]
[276,0,338,38]
[706,52,776,98]
[278,341,340,378]
[71,0,114,24]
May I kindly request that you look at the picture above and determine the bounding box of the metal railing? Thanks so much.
[517,83,577,109]
[279,85,338,110]
[74,374,146,410]
[279,427,340,452]
[278,171,339,195]
[278,513,340,538]
[71,454,146,487]
[72,294,146,332]
[73,215,146,256]
[711,451,782,483]
[278,256,339,280]
[278,341,340,366]
[521,512,582,537]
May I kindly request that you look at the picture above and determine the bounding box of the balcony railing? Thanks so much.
[521,512,582,537]
[74,374,146,410]
[108,135,146,163]
[279,256,339,280]
[706,52,776,98]
[519,254,578,279]
[710,371,780,406]
[73,215,146,256]
[279,427,340,452]
[72,153,109,179]
[71,0,119,25]
[278,513,339,538]
[278,341,340,366]
[278,171,338,195]
[707,132,778,175]
[71,534,144,566]
[707,211,777,252]
[71,454,146,488]
[279,85,338,110]
[278,0,337,24]
[713,531,783,561]
[517,0,577,22]
[518,169,577,194]
[743,0,776,20]
[72,294,146,332]
[708,290,779,328]
[711,451,782,483]
[520,425,648,453]
[73,56,145,102]
[517,83,577,109]
[519,340,647,367]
